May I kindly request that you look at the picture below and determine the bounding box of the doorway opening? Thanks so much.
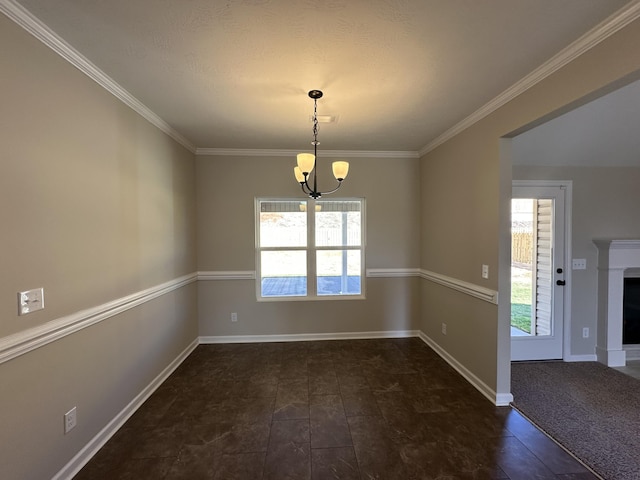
[511,183,568,361]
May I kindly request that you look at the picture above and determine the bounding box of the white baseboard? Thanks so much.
[623,345,640,361]
[564,354,598,362]
[52,338,199,480]
[417,331,513,406]
[200,330,420,344]
[53,328,515,480]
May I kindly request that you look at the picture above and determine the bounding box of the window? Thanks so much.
[256,198,365,300]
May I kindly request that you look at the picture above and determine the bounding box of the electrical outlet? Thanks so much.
[64,407,77,434]
[231,312,238,322]
[583,327,589,338]
[18,287,45,315]
[482,264,489,279]
[442,323,447,335]
[572,259,587,270]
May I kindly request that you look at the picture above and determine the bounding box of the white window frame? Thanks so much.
[255,197,366,301]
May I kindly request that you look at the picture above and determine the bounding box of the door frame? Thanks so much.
[512,180,573,361]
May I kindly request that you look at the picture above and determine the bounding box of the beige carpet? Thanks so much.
[511,361,640,480]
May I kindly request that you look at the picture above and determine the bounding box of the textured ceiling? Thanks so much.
[8,0,634,152]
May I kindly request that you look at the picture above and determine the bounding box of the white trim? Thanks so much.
[418,331,512,406]
[51,329,509,479]
[513,181,574,362]
[512,180,573,188]
[198,270,256,280]
[561,183,573,363]
[564,354,598,362]
[197,269,422,281]
[366,268,421,278]
[419,269,499,304]
[4,0,637,160]
[200,330,420,344]
[0,273,198,365]
[0,0,196,153]
[495,393,515,406]
[52,338,199,480]
[593,239,640,367]
[624,345,640,361]
[605,240,640,251]
[196,148,419,158]
[419,2,640,156]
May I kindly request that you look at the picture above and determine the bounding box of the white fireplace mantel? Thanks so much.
[594,239,640,366]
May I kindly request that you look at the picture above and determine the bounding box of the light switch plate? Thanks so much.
[64,406,77,434]
[18,288,45,315]
[572,259,587,270]
[482,264,489,279]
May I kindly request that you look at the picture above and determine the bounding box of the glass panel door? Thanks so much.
[511,185,566,361]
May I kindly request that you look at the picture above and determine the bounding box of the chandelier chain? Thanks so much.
[312,98,319,146]
[294,90,348,199]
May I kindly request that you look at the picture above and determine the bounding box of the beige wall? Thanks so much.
[514,166,640,357]
[4,7,640,479]
[0,15,197,480]
[196,154,421,336]
[419,18,640,396]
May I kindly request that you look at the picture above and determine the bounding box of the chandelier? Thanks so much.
[294,90,349,198]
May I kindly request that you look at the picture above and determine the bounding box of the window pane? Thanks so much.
[261,251,307,297]
[315,201,361,247]
[259,200,307,247]
[316,250,361,296]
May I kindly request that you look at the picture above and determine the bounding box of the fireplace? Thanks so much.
[623,276,640,345]
[594,240,640,366]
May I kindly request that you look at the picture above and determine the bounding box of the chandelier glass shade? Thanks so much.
[294,90,349,198]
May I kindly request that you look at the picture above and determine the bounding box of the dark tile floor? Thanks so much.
[74,338,597,479]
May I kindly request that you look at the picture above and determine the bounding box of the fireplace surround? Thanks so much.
[594,240,640,366]
[623,277,640,345]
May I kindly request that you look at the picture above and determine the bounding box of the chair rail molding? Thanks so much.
[419,269,499,304]
[0,273,198,364]
[198,269,422,280]
[197,271,256,280]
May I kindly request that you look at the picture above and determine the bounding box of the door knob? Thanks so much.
[556,280,566,286]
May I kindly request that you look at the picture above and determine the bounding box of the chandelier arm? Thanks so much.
[300,173,313,194]
[301,178,322,198]
[301,176,343,197]
[317,180,344,197]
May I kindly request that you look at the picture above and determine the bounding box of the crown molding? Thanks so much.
[196,148,419,158]
[0,0,196,153]
[5,0,638,159]
[419,1,640,157]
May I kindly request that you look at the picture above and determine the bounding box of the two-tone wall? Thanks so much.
[195,154,421,339]
[0,15,198,480]
[4,4,640,479]
[419,17,640,400]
